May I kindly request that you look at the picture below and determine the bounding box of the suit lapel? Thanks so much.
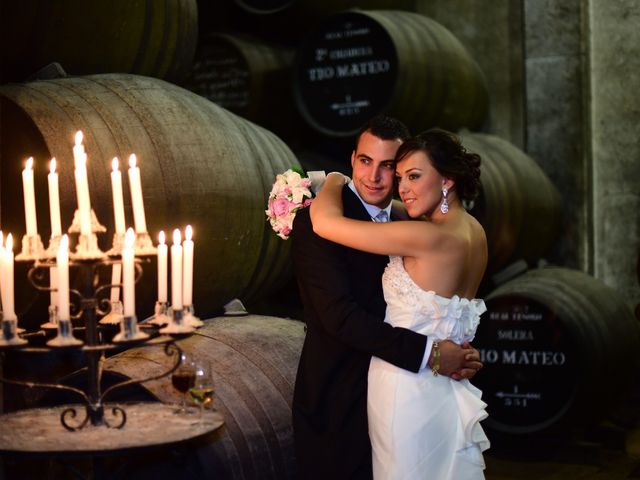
[342,186,374,222]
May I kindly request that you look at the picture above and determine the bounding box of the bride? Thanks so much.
[310,129,490,479]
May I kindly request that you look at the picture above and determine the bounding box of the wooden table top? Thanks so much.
[0,402,224,455]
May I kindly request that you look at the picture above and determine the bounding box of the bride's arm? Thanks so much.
[310,174,437,257]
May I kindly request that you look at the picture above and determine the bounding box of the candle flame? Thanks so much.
[6,233,13,252]
[185,225,193,241]
[75,131,83,146]
[26,157,33,170]
[50,158,57,174]
[173,228,181,246]
[0,230,3,248]
[129,153,137,169]
[125,228,135,249]
[158,230,165,245]
[112,157,119,172]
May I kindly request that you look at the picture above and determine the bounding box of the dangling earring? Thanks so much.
[440,187,449,214]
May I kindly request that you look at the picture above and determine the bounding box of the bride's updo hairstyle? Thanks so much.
[395,129,481,202]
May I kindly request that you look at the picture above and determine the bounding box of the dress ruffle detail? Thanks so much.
[382,256,486,343]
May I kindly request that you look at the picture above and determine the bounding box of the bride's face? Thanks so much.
[396,151,446,218]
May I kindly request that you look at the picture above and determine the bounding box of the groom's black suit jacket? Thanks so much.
[290,186,428,480]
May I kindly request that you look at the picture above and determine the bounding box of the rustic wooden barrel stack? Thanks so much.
[472,267,640,437]
[2,2,638,475]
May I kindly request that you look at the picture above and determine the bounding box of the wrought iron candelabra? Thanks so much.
[0,217,196,431]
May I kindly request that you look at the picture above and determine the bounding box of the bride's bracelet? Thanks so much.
[431,341,441,376]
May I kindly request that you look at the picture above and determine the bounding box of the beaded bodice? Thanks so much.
[381,256,486,342]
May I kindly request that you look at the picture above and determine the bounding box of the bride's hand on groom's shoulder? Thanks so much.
[327,171,350,185]
[437,340,483,381]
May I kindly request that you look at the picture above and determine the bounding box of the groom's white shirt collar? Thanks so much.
[348,181,392,221]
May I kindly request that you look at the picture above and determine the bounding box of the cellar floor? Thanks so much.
[485,391,640,479]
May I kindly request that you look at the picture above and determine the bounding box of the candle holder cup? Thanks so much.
[99,299,124,325]
[106,232,126,257]
[68,208,107,259]
[40,304,59,330]
[133,232,157,256]
[15,234,45,261]
[113,315,149,343]
[43,234,63,259]
[160,307,195,335]
[184,305,203,328]
[47,318,83,347]
[73,233,107,260]
[146,301,171,326]
[0,318,28,346]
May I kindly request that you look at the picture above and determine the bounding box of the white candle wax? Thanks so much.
[171,229,183,310]
[73,131,85,167]
[48,158,62,237]
[122,228,136,317]
[110,158,126,234]
[157,231,168,303]
[73,133,92,236]
[57,235,70,321]
[1,234,16,320]
[183,225,194,307]
[110,263,121,303]
[127,154,147,233]
[50,266,58,307]
[22,157,38,236]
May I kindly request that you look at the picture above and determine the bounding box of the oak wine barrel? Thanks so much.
[0,74,298,323]
[461,132,563,275]
[293,10,488,137]
[104,314,305,479]
[183,33,305,141]
[473,267,640,435]
[234,0,414,16]
[0,0,198,83]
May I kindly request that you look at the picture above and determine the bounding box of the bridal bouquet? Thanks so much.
[265,168,315,240]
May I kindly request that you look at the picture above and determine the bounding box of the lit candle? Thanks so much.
[171,228,183,310]
[127,154,147,234]
[22,157,38,236]
[122,228,136,317]
[183,225,194,307]
[110,157,126,235]
[48,158,62,237]
[73,131,92,236]
[110,263,121,303]
[157,231,168,303]
[50,266,58,307]
[57,235,70,321]
[0,234,16,320]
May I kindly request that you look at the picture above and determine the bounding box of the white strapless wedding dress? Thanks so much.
[368,256,490,479]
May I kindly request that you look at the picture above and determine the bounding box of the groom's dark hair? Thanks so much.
[355,114,410,149]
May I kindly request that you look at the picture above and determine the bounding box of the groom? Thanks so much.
[290,114,483,479]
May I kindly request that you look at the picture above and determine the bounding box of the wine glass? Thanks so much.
[189,360,215,427]
[171,351,196,414]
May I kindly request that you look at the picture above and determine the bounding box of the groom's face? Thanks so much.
[351,131,402,209]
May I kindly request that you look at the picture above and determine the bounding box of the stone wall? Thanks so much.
[414,0,526,147]
[588,0,640,307]
[418,0,640,307]
[523,0,586,270]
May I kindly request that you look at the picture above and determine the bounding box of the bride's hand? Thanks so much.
[326,171,350,185]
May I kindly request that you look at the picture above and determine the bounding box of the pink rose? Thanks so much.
[270,197,295,217]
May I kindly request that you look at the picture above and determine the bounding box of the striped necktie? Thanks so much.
[373,210,389,223]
